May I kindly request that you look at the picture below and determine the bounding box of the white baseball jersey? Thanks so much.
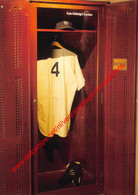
[37,48,85,137]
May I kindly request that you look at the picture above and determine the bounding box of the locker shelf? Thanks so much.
[37,29,97,33]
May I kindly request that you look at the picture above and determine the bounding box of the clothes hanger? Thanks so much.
[52,41,64,49]
[51,34,64,49]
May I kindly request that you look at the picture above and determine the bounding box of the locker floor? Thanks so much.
[38,168,96,193]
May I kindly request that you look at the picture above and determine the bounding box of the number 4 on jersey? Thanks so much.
[51,62,60,77]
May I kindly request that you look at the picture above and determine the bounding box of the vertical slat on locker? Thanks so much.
[104,1,136,195]
[0,0,31,194]
[29,4,38,195]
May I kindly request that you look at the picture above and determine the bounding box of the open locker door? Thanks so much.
[104,1,137,195]
[0,0,31,194]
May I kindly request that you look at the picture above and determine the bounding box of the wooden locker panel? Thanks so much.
[0,0,31,194]
[104,1,136,195]
[30,0,107,6]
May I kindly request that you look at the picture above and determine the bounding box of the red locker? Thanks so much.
[104,2,137,195]
[0,0,137,194]
[0,0,31,194]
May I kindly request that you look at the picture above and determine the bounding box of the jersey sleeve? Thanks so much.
[74,55,85,91]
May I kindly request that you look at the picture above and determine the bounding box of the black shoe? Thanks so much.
[58,161,83,186]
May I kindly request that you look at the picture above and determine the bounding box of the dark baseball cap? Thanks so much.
[55,21,75,30]
[58,161,83,186]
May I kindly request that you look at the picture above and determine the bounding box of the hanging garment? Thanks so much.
[37,48,85,137]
